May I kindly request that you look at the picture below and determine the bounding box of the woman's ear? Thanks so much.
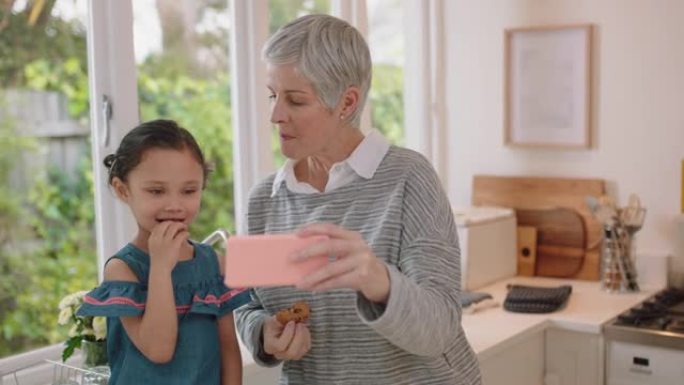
[339,86,360,119]
[111,177,130,202]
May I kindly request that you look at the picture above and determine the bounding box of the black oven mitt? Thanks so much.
[503,284,572,313]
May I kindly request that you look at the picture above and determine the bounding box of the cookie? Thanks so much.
[276,301,310,324]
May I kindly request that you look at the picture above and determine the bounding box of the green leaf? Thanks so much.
[62,336,82,362]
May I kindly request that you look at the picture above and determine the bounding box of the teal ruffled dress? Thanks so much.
[77,242,251,385]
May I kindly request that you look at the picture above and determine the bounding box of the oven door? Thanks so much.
[607,340,684,385]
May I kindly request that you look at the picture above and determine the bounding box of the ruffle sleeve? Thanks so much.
[77,279,252,318]
[186,277,252,317]
[77,281,147,317]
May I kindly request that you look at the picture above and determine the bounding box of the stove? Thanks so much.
[605,287,684,349]
[604,287,684,385]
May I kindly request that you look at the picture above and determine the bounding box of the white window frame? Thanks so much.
[87,0,139,277]
[403,0,448,186]
[229,0,273,235]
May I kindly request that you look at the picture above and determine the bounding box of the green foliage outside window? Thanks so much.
[371,64,404,145]
[24,57,90,120]
[268,0,330,33]
[0,1,87,88]
[0,85,97,356]
[13,157,98,350]
[137,71,237,238]
[0,0,96,354]
[0,101,38,356]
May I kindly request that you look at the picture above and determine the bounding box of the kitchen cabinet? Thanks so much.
[463,277,654,385]
[479,330,545,385]
[478,328,602,385]
[544,328,603,385]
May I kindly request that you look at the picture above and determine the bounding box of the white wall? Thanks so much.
[444,0,684,284]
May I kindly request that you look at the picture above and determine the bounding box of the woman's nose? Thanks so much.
[270,98,286,124]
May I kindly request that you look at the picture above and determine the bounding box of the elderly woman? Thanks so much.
[235,14,481,385]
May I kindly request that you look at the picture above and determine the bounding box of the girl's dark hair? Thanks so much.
[103,119,211,186]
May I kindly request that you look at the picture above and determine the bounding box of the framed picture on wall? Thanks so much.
[504,24,593,149]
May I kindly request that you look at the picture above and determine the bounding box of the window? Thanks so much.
[0,2,432,376]
[0,0,96,358]
[367,0,405,145]
[132,0,236,238]
[269,0,330,34]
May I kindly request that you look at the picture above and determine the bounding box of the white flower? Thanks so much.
[58,290,88,310]
[93,317,107,341]
[59,290,107,363]
[58,293,75,310]
[58,307,73,325]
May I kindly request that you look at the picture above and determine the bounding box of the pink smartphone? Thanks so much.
[224,234,329,287]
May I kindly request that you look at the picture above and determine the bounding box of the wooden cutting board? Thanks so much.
[516,226,537,276]
[472,175,605,280]
[517,207,585,277]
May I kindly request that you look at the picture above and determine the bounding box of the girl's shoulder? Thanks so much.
[105,243,151,281]
[103,258,140,282]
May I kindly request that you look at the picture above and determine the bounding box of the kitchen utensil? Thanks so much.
[590,194,643,292]
[597,195,619,226]
[620,193,646,236]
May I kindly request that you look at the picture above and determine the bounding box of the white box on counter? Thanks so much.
[453,206,517,291]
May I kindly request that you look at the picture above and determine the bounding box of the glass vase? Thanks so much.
[81,339,108,368]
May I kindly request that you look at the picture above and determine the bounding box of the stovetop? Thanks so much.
[604,287,684,350]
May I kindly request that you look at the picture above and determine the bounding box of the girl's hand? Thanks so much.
[262,316,311,360]
[148,221,189,271]
[290,223,391,303]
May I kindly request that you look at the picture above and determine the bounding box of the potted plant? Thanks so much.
[58,290,107,367]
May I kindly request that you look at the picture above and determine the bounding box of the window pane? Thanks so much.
[133,0,235,238]
[0,0,96,358]
[368,0,405,145]
[268,0,330,34]
[268,0,330,168]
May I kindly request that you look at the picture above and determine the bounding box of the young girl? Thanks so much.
[78,119,250,385]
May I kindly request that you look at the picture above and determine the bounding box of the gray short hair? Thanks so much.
[263,14,372,128]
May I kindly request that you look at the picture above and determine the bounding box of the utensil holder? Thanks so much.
[601,226,639,293]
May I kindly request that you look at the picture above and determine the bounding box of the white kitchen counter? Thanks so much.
[462,276,657,361]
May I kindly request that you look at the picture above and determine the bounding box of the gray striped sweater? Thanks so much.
[235,146,481,385]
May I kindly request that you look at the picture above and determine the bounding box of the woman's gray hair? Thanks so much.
[263,14,372,128]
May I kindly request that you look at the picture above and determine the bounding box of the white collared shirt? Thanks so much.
[271,130,391,197]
